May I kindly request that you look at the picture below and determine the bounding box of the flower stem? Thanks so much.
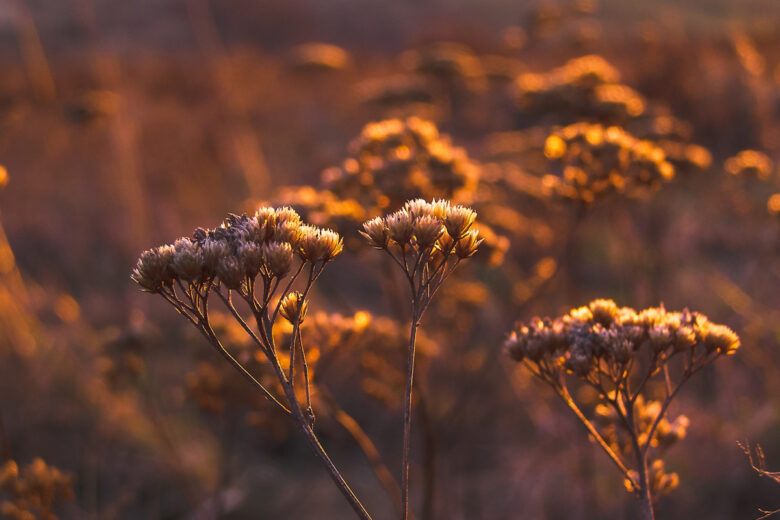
[401,317,420,520]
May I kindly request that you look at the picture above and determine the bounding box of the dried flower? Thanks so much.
[280,291,308,324]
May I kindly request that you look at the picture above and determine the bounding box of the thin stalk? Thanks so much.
[321,388,402,515]
[401,315,421,520]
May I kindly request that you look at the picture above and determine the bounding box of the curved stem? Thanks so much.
[321,388,402,515]
[557,387,635,487]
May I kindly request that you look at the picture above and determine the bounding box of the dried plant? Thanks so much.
[514,55,645,122]
[131,207,380,519]
[505,298,740,519]
[322,118,480,210]
[738,441,780,519]
[542,123,675,204]
[361,198,482,520]
[725,150,774,180]
[0,459,73,520]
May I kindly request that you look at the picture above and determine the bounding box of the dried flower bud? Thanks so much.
[673,325,696,351]
[275,206,302,225]
[413,215,444,248]
[444,205,476,239]
[589,298,618,325]
[387,210,415,245]
[360,217,390,249]
[216,256,245,289]
[280,291,308,324]
[454,229,482,258]
[702,323,740,355]
[649,324,672,350]
[405,199,433,219]
[263,242,294,277]
[171,238,203,281]
[275,220,302,246]
[299,226,344,263]
[202,238,231,275]
[132,245,175,292]
[238,242,263,277]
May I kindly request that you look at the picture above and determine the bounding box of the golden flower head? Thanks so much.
[299,226,344,263]
[280,291,308,324]
[444,204,477,239]
[263,241,294,278]
[413,215,444,248]
[386,210,415,245]
[360,216,390,249]
[454,229,483,258]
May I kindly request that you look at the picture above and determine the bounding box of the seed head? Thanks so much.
[673,325,696,351]
[216,255,245,290]
[454,229,482,258]
[444,205,476,239]
[299,226,344,263]
[413,215,444,248]
[202,238,231,275]
[386,210,415,245]
[275,220,303,246]
[238,242,263,277]
[132,245,175,292]
[360,217,390,249]
[702,323,740,355]
[263,242,294,277]
[171,238,203,281]
[280,291,308,324]
[275,206,302,225]
[405,199,433,219]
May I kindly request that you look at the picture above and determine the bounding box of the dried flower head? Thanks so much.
[280,291,308,325]
[131,245,175,292]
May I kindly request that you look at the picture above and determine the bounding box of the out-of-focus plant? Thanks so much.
[505,298,740,519]
[542,123,675,204]
[725,150,774,180]
[0,459,73,520]
[738,441,780,519]
[361,198,482,520]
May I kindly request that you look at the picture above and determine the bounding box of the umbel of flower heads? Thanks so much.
[361,198,482,520]
[132,207,377,520]
[505,299,739,520]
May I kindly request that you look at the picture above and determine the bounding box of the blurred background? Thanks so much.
[0,0,779,518]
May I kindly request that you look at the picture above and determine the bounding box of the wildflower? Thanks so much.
[131,245,175,292]
[505,299,741,517]
[216,256,245,290]
[360,217,390,249]
[263,241,294,277]
[280,292,308,324]
[171,238,203,281]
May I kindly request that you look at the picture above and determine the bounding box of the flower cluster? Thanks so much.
[360,199,482,271]
[131,206,342,294]
[506,298,739,373]
[1,459,73,520]
[505,299,739,504]
[541,123,675,203]
[725,150,774,180]
[322,118,480,211]
[514,55,645,121]
[595,395,688,495]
